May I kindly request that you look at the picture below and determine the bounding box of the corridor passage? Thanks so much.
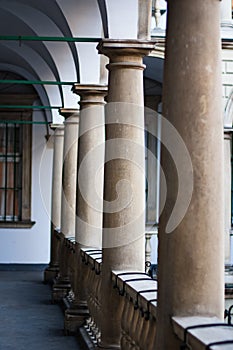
[0,267,83,350]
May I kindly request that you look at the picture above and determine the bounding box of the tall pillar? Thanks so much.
[138,0,153,39]
[44,124,64,283]
[224,131,232,265]
[58,109,79,282]
[73,84,107,249]
[97,39,154,349]
[51,110,79,302]
[60,109,79,239]
[155,1,224,349]
[67,84,107,326]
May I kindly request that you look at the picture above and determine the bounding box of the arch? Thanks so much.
[0,42,62,122]
[97,0,109,38]
[56,0,103,83]
[0,63,53,136]
[0,1,78,112]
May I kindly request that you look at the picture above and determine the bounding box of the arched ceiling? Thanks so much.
[0,0,164,122]
[0,0,106,122]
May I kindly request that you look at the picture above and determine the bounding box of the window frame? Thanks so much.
[0,94,36,228]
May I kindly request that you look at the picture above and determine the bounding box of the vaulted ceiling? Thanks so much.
[0,0,165,123]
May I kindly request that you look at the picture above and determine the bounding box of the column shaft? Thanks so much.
[60,109,79,237]
[155,1,224,349]
[72,84,107,305]
[58,109,79,286]
[97,39,154,349]
[51,125,64,230]
[224,132,232,264]
[44,124,64,282]
[138,0,153,39]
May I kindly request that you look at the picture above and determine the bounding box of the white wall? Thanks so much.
[0,111,53,263]
[105,0,138,39]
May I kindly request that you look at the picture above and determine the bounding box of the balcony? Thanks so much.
[46,231,233,349]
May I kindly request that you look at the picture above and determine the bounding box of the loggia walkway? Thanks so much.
[0,266,84,350]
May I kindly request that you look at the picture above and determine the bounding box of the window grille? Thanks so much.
[0,122,22,221]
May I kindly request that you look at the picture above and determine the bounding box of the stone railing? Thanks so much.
[80,248,102,346]
[51,235,233,349]
[152,0,161,27]
[54,227,63,276]
[173,316,233,349]
[151,0,167,33]
[112,271,157,350]
[63,237,76,308]
[52,233,74,303]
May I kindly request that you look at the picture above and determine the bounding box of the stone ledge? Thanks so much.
[81,248,102,274]
[112,270,157,319]
[76,325,96,350]
[173,316,233,350]
[0,220,35,228]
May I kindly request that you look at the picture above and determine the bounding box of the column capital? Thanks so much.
[59,108,80,125]
[72,84,108,109]
[59,108,79,119]
[50,123,64,135]
[97,39,156,60]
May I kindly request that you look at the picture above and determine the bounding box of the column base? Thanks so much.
[64,307,89,335]
[62,290,75,310]
[97,342,120,349]
[77,325,97,349]
[52,282,71,303]
[43,265,59,284]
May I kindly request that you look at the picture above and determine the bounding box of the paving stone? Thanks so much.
[0,270,84,350]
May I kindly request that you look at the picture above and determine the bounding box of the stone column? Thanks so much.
[73,84,107,249]
[65,84,107,329]
[155,1,224,349]
[138,0,153,39]
[224,131,232,265]
[97,39,155,349]
[44,124,64,283]
[52,109,79,295]
[60,108,79,239]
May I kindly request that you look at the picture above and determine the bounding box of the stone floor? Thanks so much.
[2,266,233,350]
[0,267,84,350]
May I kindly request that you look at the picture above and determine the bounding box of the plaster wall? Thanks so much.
[0,111,53,263]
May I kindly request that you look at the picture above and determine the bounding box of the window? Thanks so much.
[0,122,22,221]
[0,96,35,228]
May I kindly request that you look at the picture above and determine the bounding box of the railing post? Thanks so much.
[152,0,161,27]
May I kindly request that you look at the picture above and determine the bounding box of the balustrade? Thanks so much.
[52,233,72,303]
[112,271,157,350]
[152,0,161,27]
[63,238,76,309]
[173,316,233,350]
[49,232,233,348]
[81,249,102,345]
